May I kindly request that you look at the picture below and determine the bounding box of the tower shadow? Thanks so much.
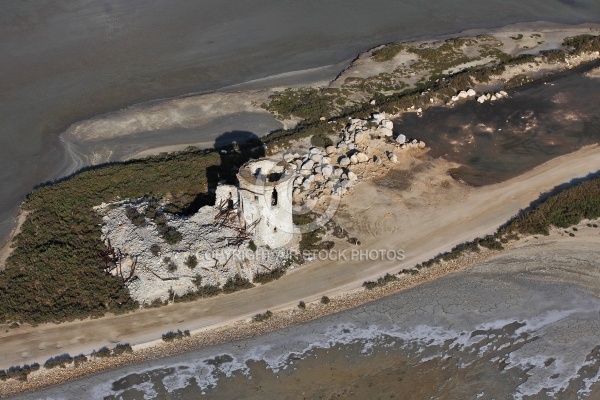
[183,131,265,214]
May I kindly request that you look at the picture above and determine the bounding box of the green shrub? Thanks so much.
[320,296,330,305]
[73,354,88,367]
[371,43,405,62]
[222,274,254,293]
[150,244,161,256]
[125,206,146,227]
[262,88,338,121]
[91,346,112,358]
[563,34,600,53]
[253,267,286,284]
[112,343,133,356]
[184,255,198,269]
[162,329,190,342]
[298,301,306,309]
[252,310,273,322]
[310,134,334,148]
[1,148,220,324]
[44,353,73,369]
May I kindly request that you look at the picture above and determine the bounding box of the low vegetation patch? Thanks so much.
[0,148,221,324]
[253,267,286,284]
[44,353,73,369]
[162,329,191,342]
[222,274,254,293]
[0,363,40,382]
[252,310,273,322]
[371,43,405,62]
[91,346,112,358]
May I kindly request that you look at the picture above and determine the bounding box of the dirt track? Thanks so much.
[1,145,600,370]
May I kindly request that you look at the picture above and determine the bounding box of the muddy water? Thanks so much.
[395,63,600,186]
[2,1,600,245]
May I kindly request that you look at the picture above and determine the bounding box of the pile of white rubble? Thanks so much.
[96,201,291,305]
[285,112,425,202]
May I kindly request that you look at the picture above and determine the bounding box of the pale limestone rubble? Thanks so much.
[97,112,426,305]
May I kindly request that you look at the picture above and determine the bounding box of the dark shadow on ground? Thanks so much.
[181,131,265,215]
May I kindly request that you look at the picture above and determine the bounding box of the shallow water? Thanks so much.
[395,63,600,186]
[2,0,600,243]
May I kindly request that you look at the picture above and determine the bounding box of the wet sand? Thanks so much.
[13,222,600,399]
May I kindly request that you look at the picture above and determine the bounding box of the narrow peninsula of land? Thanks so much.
[1,23,600,397]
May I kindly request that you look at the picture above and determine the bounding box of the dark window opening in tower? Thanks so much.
[227,199,234,209]
[271,188,278,206]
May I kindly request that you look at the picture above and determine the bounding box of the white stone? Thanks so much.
[309,147,322,155]
[311,154,323,163]
[350,154,358,164]
[377,126,394,137]
[354,132,367,144]
[356,152,370,163]
[333,167,344,178]
[348,171,358,181]
[451,95,459,102]
[325,146,337,155]
[301,159,315,170]
[302,179,313,190]
[500,90,508,97]
[338,156,350,167]
[381,119,394,130]
[321,156,331,165]
[322,165,333,178]
[477,95,486,104]
[371,112,385,123]
[396,134,407,144]
[418,141,426,149]
[466,88,477,97]
[490,95,497,101]
[387,152,398,163]
[457,90,468,99]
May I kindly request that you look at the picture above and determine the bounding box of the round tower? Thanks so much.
[237,159,294,248]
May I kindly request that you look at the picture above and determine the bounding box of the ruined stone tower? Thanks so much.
[237,159,294,248]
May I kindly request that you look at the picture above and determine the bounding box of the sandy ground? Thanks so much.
[2,144,600,382]
[0,211,28,271]
[586,66,600,78]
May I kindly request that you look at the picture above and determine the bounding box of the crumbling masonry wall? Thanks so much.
[237,159,294,248]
